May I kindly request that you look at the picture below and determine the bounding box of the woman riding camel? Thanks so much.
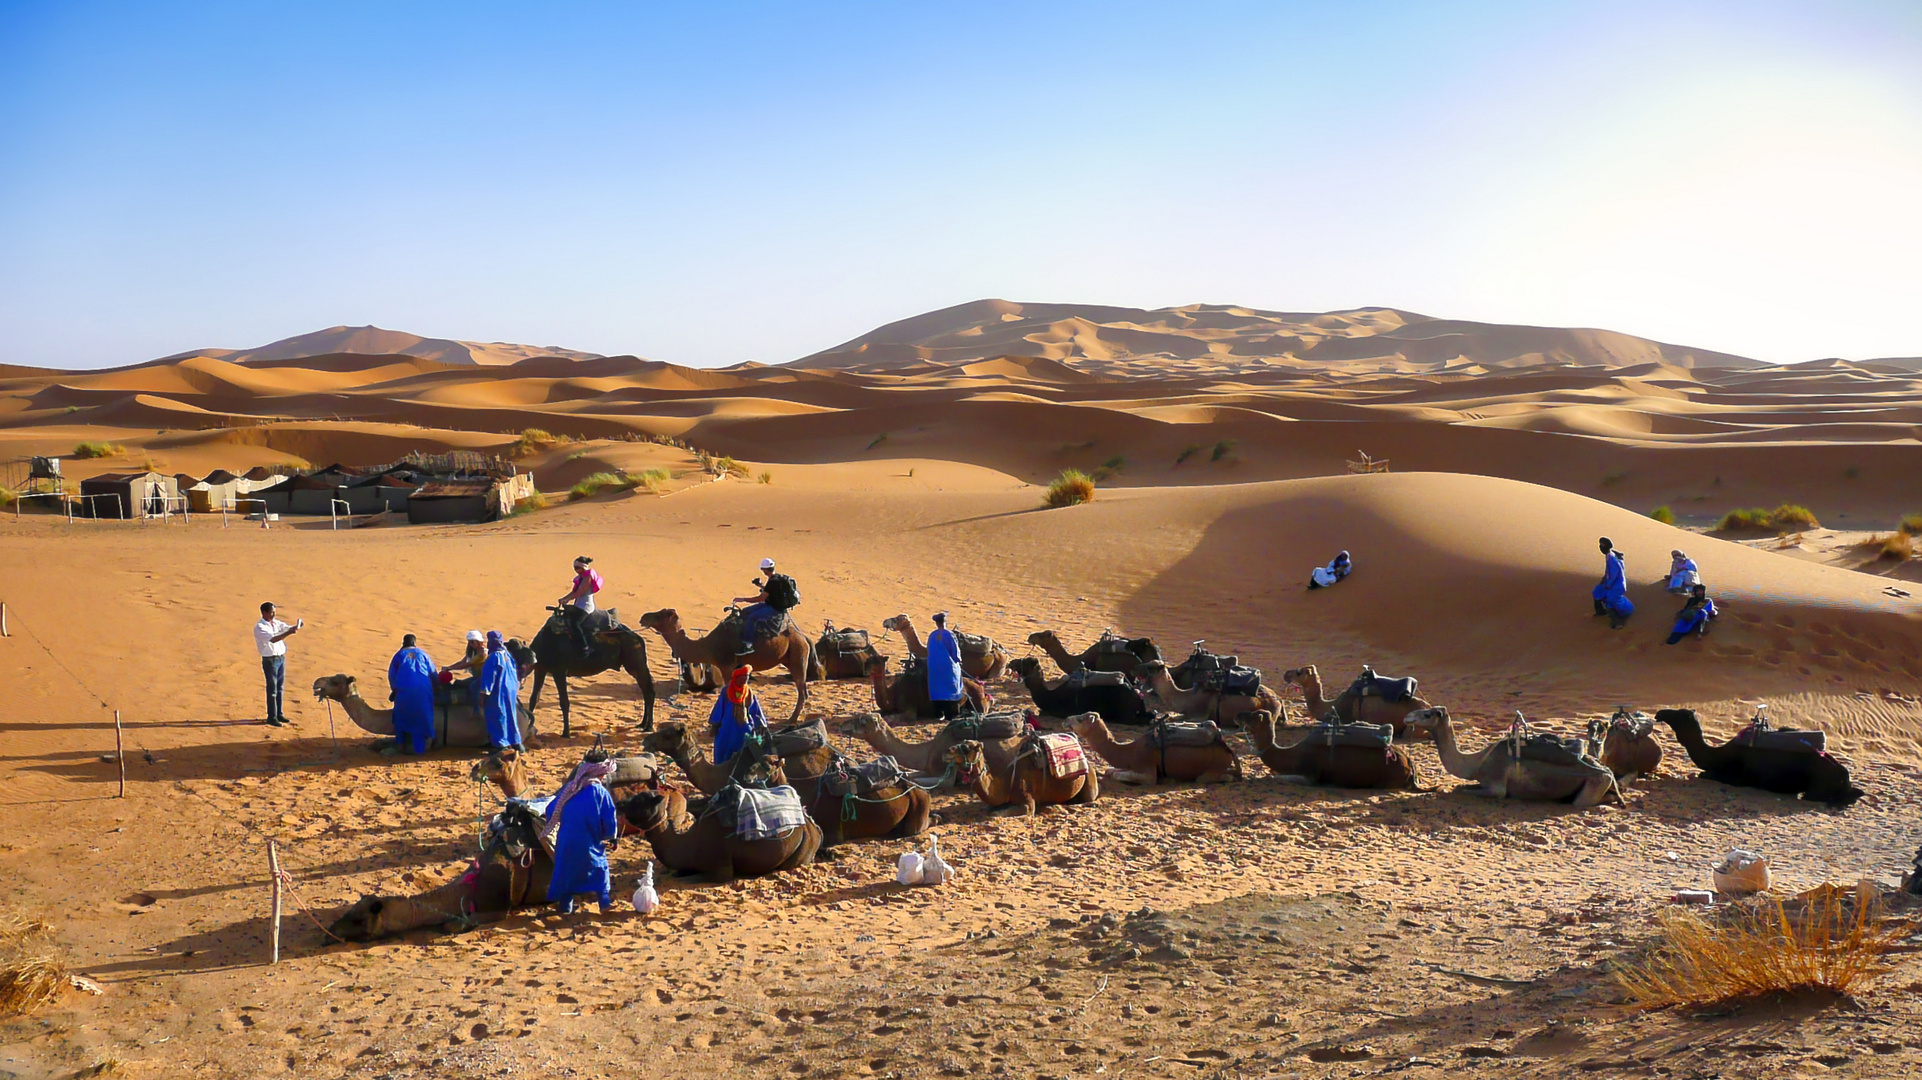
[558,556,604,654]
[440,629,487,709]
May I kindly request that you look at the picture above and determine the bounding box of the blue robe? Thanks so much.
[386,646,437,754]
[545,782,618,906]
[711,691,768,765]
[925,627,964,703]
[1670,597,1718,637]
[1593,552,1634,617]
[479,650,521,749]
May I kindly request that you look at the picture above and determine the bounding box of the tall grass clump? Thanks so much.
[866,433,889,451]
[1899,513,1922,534]
[506,491,549,517]
[0,487,15,509]
[1717,505,1820,533]
[513,428,577,456]
[1043,469,1095,508]
[705,455,749,478]
[1871,532,1913,561]
[1175,444,1202,466]
[1771,503,1820,529]
[1091,455,1126,482]
[1614,887,1907,1009]
[71,441,124,459]
[634,468,671,494]
[1717,507,1773,531]
[1650,506,1676,525]
[568,472,635,500]
[0,909,65,1018]
[757,470,773,485]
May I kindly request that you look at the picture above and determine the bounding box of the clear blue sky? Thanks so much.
[3,0,1919,368]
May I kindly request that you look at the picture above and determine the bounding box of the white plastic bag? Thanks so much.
[631,861,660,914]
[895,851,925,885]
[1712,849,1771,895]
[919,835,954,886]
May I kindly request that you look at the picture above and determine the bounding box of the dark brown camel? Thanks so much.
[864,654,988,719]
[638,607,815,723]
[509,606,656,735]
[1656,709,1863,807]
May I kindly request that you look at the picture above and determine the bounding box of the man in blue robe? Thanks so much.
[1666,585,1719,645]
[924,611,966,720]
[710,665,767,764]
[385,634,437,755]
[479,630,522,750]
[1591,537,1634,629]
[544,756,620,914]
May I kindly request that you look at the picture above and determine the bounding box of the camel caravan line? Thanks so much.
[323,617,1866,942]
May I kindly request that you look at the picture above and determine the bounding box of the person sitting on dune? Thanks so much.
[1592,537,1634,629]
[1665,584,1719,645]
[1308,550,1352,590]
[1666,550,1700,594]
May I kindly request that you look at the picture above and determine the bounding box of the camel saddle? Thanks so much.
[606,754,663,789]
[1027,732,1089,780]
[1731,718,1826,754]
[1609,707,1656,739]
[1177,644,1260,695]
[1302,719,1394,749]
[701,783,810,841]
[1089,634,1145,661]
[488,799,553,861]
[1149,718,1221,748]
[763,716,830,757]
[955,631,998,660]
[1065,669,1129,689]
[725,608,791,645]
[1506,731,1595,767]
[817,625,873,656]
[945,712,1026,741]
[818,755,913,799]
[544,606,624,638]
[1349,667,1416,704]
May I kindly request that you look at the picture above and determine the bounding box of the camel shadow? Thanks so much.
[7,734,500,785]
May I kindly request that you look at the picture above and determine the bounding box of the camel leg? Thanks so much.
[624,651,656,731]
[1196,767,1238,784]
[554,675,572,738]
[786,646,808,724]
[892,791,932,838]
[1072,770,1099,805]
[1107,768,1156,785]
[527,668,546,716]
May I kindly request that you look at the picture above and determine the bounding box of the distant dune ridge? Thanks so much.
[157,324,603,368]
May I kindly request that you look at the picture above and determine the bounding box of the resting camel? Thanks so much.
[312,673,533,750]
[1136,659,1282,727]
[511,607,656,735]
[1068,712,1240,785]
[619,785,822,881]
[882,614,1008,680]
[639,608,814,723]
[1026,630,1161,678]
[330,803,558,940]
[864,654,988,719]
[814,622,883,680]
[799,758,936,847]
[839,712,1023,776]
[1406,707,1621,806]
[1656,709,1862,807]
[1282,665,1434,738]
[469,746,663,800]
[1244,710,1417,790]
[1007,657,1153,726]
[641,721,837,797]
[945,738,1098,816]
[1586,711,1663,784]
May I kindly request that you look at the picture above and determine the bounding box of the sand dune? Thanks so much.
[159,325,602,367]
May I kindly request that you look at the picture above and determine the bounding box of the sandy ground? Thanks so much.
[2,461,1922,1079]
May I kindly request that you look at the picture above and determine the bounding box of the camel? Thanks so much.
[839,712,1025,776]
[1136,659,1282,728]
[329,802,558,940]
[882,614,1008,680]
[1406,707,1621,806]
[619,785,822,881]
[1585,709,1663,784]
[799,757,936,846]
[1026,629,1161,678]
[1007,657,1153,726]
[864,653,988,719]
[1282,665,1434,738]
[1243,710,1417,790]
[312,673,533,750]
[511,607,656,735]
[945,737,1099,815]
[638,607,815,723]
[1655,709,1862,807]
[640,721,838,797]
[1068,712,1241,785]
[814,622,883,680]
[469,746,664,800]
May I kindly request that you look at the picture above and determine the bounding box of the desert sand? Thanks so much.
[2,301,1921,1079]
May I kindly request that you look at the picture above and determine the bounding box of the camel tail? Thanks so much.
[805,640,826,683]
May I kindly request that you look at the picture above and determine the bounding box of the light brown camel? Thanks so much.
[329,802,557,939]
[1067,712,1241,785]
[799,759,936,846]
[1586,711,1664,783]
[312,673,534,750]
[1406,708,1621,806]
[863,653,988,719]
[1243,710,1418,790]
[469,747,663,800]
[839,712,1024,776]
[1135,659,1282,728]
[1025,629,1162,678]
[639,608,814,723]
[882,614,1008,680]
[640,721,837,796]
[619,785,822,882]
[945,738,1098,816]
[1282,664,1434,738]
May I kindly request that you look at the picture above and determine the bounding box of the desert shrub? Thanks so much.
[1650,506,1676,525]
[1873,532,1913,561]
[1211,439,1237,462]
[757,471,773,485]
[630,467,670,494]
[1043,469,1095,508]
[0,910,64,1018]
[1614,887,1907,1008]
[1772,504,1820,529]
[506,491,549,517]
[0,487,15,509]
[866,433,888,451]
[708,456,749,478]
[1899,513,1922,534]
[568,472,636,500]
[1175,444,1202,465]
[513,428,575,456]
[564,449,588,462]
[71,442,124,459]
[1717,507,1774,531]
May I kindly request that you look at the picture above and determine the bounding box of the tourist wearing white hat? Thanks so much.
[441,629,489,710]
[731,557,800,656]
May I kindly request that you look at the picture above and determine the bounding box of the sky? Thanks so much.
[2,0,1919,369]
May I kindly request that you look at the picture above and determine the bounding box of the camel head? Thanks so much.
[839,712,885,738]
[1281,665,1320,689]
[640,722,691,760]
[861,653,891,678]
[1654,708,1699,734]
[1243,709,1277,740]
[470,747,525,791]
[328,894,396,943]
[505,639,536,672]
[1404,706,1450,734]
[881,615,910,633]
[312,674,357,702]
[1133,659,1169,684]
[619,789,670,833]
[1025,629,1061,648]
[1066,711,1106,740]
[943,739,986,783]
[1005,656,1042,681]
[639,608,680,633]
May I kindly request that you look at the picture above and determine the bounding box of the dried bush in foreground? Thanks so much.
[1044,469,1095,508]
[0,910,64,1018]
[1615,886,1907,1008]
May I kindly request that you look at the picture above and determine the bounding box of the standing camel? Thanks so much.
[509,607,656,735]
[882,614,1008,680]
[1282,664,1433,738]
[639,608,813,723]
[1135,659,1282,727]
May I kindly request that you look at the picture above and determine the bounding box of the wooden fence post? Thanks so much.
[269,840,283,965]
[113,710,125,798]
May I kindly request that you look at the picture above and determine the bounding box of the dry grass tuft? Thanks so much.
[1043,469,1095,508]
[1615,886,1908,1009]
[568,472,635,500]
[0,909,65,1018]
[71,441,125,459]
[1901,513,1922,534]
[1869,531,1913,561]
[1771,503,1821,529]
[512,427,574,456]
[0,486,15,509]
[1650,505,1676,525]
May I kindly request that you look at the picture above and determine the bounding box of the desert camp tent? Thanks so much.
[290,465,357,515]
[407,479,499,524]
[190,469,243,513]
[78,472,177,519]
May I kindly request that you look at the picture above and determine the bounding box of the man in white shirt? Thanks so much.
[254,601,302,726]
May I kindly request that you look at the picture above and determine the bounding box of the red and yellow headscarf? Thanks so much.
[726,665,752,705]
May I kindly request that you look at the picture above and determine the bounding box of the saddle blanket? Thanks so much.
[820,627,872,654]
[1508,732,1592,767]
[1034,733,1089,780]
[821,756,912,797]
[1352,674,1416,703]
[1068,670,1128,689]
[718,784,809,841]
[1732,724,1827,753]
[955,631,997,658]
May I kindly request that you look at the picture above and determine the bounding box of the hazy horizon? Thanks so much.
[4,0,1919,370]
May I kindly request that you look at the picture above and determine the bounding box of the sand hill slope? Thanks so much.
[158,324,602,367]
